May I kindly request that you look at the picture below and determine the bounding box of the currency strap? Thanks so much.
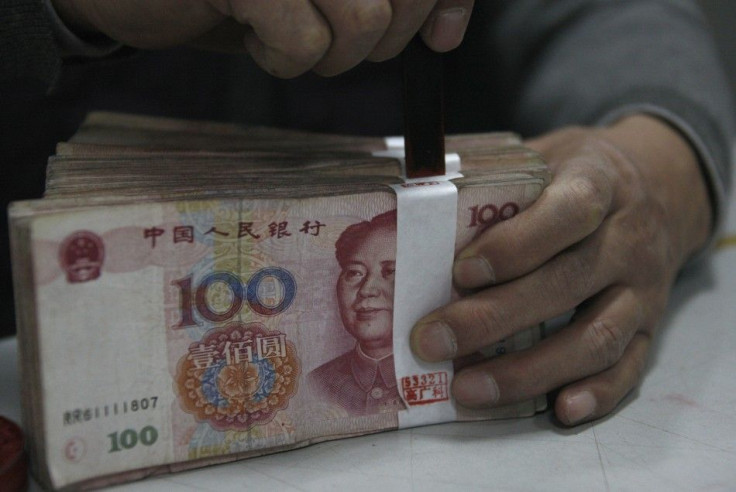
[380,148,461,428]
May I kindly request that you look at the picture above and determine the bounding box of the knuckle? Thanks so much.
[347,1,392,35]
[549,252,594,304]
[618,208,671,280]
[461,300,511,345]
[292,25,331,62]
[582,317,628,369]
[564,174,609,230]
[568,174,599,202]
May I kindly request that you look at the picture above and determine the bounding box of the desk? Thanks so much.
[2,198,735,491]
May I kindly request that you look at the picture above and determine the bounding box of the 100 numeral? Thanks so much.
[108,426,158,453]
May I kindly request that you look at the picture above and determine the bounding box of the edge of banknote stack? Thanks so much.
[9,112,551,490]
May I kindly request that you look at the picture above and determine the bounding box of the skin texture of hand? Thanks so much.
[51,0,474,77]
[410,114,713,426]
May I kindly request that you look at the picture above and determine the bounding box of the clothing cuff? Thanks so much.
[597,103,729,268]
[43,0,122,58]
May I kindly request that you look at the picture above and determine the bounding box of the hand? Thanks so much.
[52,0,474,77]
[410,114,712,425]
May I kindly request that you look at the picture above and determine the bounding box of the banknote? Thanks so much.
[10,113,550,489]
[12,176,547,489]
[62,111,521,154]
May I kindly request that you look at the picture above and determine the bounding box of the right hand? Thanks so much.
[52,0,474,77]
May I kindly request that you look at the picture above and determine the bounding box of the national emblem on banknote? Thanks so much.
[59,230,105,283]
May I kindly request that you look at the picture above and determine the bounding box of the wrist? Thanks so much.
[601,114,712,267]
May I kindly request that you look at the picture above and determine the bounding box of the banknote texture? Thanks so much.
[10,113,550,490]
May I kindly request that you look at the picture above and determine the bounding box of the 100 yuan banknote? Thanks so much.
[17,180,545,489]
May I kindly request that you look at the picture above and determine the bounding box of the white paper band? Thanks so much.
[444,153,462,175]
[386,150,462,429]
[383,136,405,150]
[372,150,462,177]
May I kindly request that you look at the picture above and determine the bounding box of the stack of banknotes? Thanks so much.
[10,112,550,490]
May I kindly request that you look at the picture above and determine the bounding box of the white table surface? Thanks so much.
[3,194,735,492]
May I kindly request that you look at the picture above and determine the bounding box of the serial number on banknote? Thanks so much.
[62,396,159,426]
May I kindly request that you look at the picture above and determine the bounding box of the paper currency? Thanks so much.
[10,113,550,490]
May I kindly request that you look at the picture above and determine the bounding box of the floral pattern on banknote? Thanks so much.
[175,322,300,431]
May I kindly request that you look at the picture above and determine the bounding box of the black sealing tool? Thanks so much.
[402,36,446,178]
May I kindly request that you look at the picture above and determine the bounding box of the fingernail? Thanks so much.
[454,256,495,288]
[563,391,597,425]
[426,8,468,50]
[411,320,457,361]
[452,370,500,407]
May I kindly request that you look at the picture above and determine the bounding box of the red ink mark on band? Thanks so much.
[401,371,449,406]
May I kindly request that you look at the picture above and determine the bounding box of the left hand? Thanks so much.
[410,114,712,425]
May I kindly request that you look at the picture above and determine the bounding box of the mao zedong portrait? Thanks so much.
[307,210,405,416]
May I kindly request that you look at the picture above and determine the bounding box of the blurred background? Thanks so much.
[700,1,736,96]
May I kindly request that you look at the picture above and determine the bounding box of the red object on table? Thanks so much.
[0,416,28,492]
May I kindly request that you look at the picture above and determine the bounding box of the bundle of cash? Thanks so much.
[10,113,550,490]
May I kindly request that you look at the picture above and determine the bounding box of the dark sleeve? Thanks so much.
[0,0,61,88]
[487,0,734,242]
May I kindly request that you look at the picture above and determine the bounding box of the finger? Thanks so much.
[524,128,578,156]
[419,0,474,52]
[413,229,616,362]
[449,287,644,408]
[454,141,616,289]
[367,0,438,62]
[555,330,651,426]
[55,0,227,48]
[311,0,393,76]
[229,0,331,78]
[192,18,251,53]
